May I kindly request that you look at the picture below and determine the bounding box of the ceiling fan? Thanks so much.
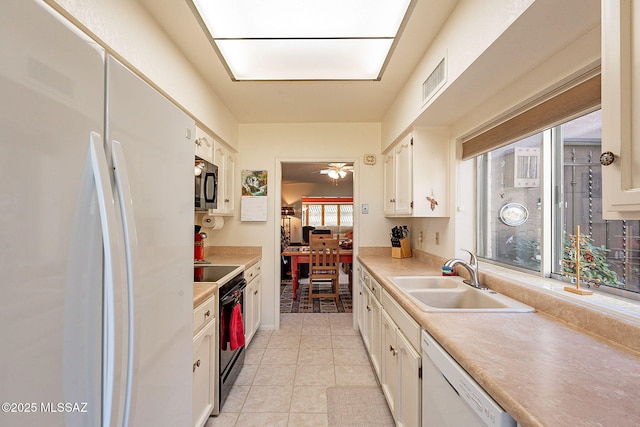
[319,163,354,179]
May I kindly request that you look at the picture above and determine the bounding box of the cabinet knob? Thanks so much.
[366,305,371,312]
[254,290,258,296]
[389,345,397,356]
[192,359,201,372]
[204,310,210,317]
[600,151,616,166]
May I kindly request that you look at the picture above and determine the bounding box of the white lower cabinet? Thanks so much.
[381,310,400,415]
[359,266,422,427]
[192,295,216,427]
[243,261,262,346]
[366,284,382,380]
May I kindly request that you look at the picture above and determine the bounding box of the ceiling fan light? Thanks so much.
[338,170,347,178]
[328,170,339,179]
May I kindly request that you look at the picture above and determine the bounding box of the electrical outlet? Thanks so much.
[435,232,440,245]
[362,203,369,214]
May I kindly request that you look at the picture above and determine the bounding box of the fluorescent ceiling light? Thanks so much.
[189,0,414,81]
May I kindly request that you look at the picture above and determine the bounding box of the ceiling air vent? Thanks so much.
[422,57,446,105]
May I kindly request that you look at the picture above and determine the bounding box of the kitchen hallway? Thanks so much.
[205,313,391,426]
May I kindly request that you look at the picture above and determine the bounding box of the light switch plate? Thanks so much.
[362,203,369,214]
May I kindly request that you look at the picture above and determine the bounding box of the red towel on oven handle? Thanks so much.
[229,303,245,351]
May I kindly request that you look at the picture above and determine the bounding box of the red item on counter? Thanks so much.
[194,232,204,261]
[229,303,245,351]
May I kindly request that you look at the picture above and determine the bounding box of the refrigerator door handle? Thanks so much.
[111,140,138,427]
[88,132,122,427]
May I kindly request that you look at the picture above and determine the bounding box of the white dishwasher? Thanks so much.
[421,331,516,427]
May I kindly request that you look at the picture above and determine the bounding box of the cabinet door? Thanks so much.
[381,310,399,417]
[397,331,421,427]
[193,319,215,427]
[214,144,236,215]
[195,127,214,163]
[367,289,383,379]
[251,275,261,341]
[243,279,255,345]
[412,126,450,217]
[394,138,413,215]
[383,153,396,215]
[602,0,640,218]
[356,267,367,336]
[223,151,236,214]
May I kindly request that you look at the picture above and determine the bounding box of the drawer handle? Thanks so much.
[192,359,201,372]
[389,345,397,356]
[204,310,211,318]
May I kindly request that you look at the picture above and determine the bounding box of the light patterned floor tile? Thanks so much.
[297,347,334,365]
[334,365,378,386]
[268,334,302,349]
[252,363,297,386]
[244,347,265,365]
[300,335,332,349]
[235,363,258,386]
[290,385,329,413]
[332,347,370,366]
[220,385,250,413]
[204,411,239,426]
[294,364,336,386]
[287,412,328,427]
[236,412,289,426]
[242,385,293,413]
[261,348,300,365]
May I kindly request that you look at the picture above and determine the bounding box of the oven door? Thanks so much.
[218,278,246,410]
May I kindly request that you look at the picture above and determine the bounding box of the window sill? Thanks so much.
[479,262,640,352]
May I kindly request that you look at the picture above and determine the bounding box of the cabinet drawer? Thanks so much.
[382,289,420,351]
[194,295,216,335]
[368,276,382,302]
[245,261,262,283]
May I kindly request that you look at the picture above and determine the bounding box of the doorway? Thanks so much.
[279,161,355,314]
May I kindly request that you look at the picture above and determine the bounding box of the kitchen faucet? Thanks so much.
[444,249,485,289]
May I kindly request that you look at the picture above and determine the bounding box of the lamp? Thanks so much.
[281,206,295,240]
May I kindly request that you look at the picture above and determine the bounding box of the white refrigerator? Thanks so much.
[0,1,194,426]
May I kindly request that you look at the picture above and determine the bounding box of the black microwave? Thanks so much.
[195,156,218,211]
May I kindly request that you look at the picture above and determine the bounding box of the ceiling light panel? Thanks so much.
[190,0,414,81]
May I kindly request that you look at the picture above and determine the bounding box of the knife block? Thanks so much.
[392,237,412,258]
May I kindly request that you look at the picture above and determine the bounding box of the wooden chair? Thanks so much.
[308,237,340,304]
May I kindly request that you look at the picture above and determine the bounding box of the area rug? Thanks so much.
[280,274,352,313]
[326,386,394,426]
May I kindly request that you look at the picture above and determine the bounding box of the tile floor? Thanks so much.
[205,313,378,427]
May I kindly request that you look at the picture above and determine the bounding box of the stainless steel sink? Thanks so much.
[194,265,242,283]
[389,276,462,290]
[388,275,535,313]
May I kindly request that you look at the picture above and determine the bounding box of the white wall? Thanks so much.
[381,0,535,149]
[207,122,392,328]
[47,0,239,147]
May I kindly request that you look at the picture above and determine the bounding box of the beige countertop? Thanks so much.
[358,252,640,427]
[193,247,261,308]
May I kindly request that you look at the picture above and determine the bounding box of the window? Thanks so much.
[478,109,640,297]
[301,197,353,227]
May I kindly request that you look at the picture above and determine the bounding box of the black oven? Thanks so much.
[218,272,246,411]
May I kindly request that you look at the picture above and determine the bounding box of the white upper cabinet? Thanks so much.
[214,143,236,216]
[195,126,214,163]
[383,127,450,217]
[601,0,640,219]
